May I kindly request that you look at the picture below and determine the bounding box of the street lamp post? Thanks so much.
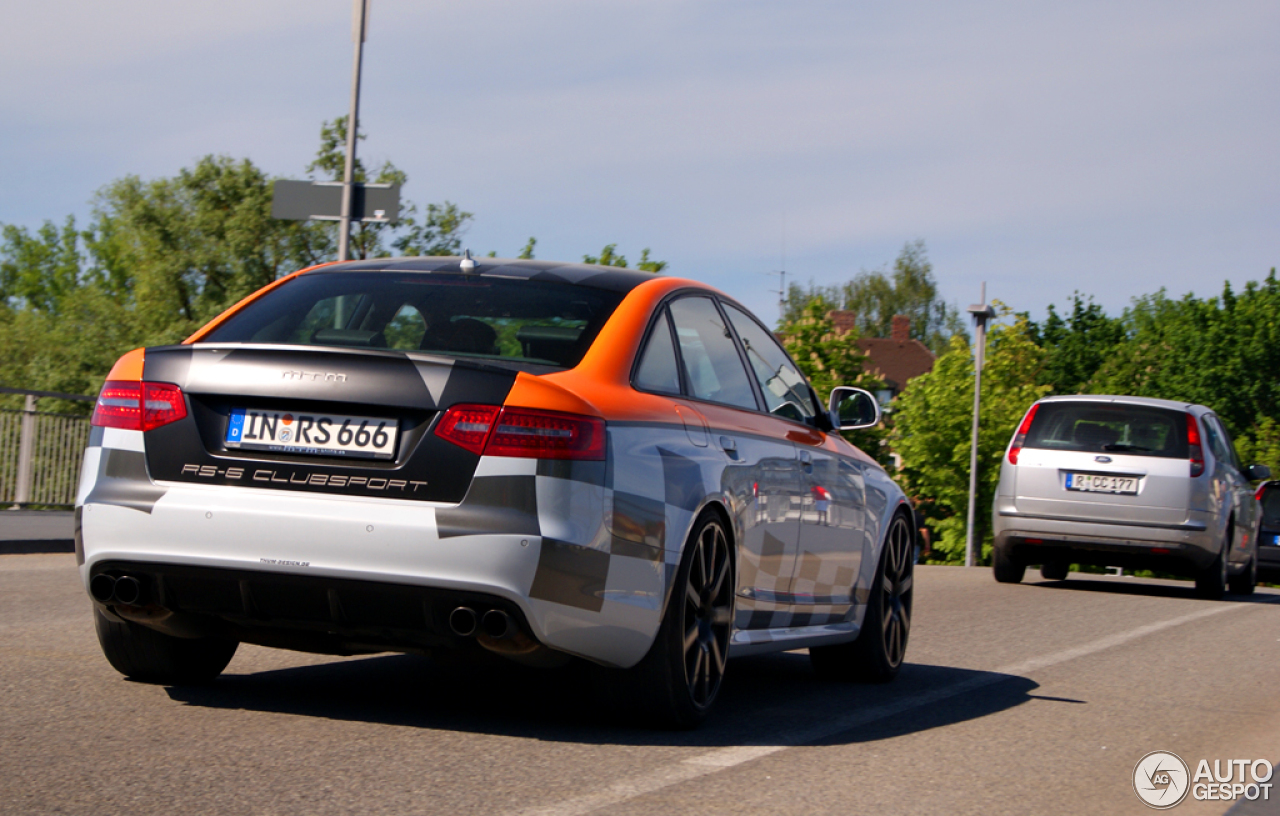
[965,284,997,568]
[338,0,369,263]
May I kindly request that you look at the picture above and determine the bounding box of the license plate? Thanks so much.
[1065,473,1138,494]
[226,408,397,459]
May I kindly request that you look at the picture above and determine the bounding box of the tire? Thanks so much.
[1195,521,1230,600]
[1228,548,1257,596]
[992,544,1026,584]
[625,509,734,729]
[94,608,238,684]
[1039,559,1069,581]
[810,512,913,683]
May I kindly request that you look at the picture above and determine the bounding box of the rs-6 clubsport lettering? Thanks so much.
[78,257,914,728]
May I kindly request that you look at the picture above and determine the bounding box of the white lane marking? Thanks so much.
[510,601,1260,816]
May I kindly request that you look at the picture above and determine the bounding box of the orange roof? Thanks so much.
[857,337,936,391]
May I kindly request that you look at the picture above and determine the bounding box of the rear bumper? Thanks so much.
[992,505,1217,572]
[78,472,665,669]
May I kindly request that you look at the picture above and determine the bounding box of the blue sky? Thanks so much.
[3,1,1276,326]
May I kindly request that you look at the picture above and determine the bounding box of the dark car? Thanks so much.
[1255,480,1280,582]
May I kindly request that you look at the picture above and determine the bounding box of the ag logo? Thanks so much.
[1134,751,1190,809]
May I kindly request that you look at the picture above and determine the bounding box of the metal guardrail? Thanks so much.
[1,389,95,508]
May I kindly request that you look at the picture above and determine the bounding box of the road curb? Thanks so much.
[0,539,75,555]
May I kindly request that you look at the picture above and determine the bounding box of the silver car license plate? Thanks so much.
[1065,473,1138,494]
[226,408,397,459]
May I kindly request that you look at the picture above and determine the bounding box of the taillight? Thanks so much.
[91,380,188,432]
[141,383,187,431]
[1007,403,1040,465]
[1255,483,1269,501]
[486,407,605,460]
[1187,412,1204,477]
[91,381,143,429]
[434,404,605,460]
[433,404,501,455]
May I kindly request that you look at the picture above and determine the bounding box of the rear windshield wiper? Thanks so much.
[1101,444,1154,452]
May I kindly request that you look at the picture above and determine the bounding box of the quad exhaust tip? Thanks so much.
[89,573,146,606]
[113,576,142,605]
[448,606,478,637]
[89,574,116,603]
[449,606,517,639]
[481,609,515,639]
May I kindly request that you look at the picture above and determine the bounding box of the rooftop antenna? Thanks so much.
[765,212,787,324]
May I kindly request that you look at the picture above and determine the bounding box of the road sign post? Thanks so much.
[965,284,997,568]
[338,0,370,262]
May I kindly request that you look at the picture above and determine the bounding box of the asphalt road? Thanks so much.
[3,555,1278,816]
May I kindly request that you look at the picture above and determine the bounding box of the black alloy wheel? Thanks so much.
[679,516,734,709]
[621,509,734,729]
[811,511,913,682]
[877,513,914,670]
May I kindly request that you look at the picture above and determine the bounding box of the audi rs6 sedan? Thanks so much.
[992,395,1268,598]
[77,257,914,727]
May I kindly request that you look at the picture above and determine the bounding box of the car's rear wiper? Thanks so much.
[1101,443,1153,452]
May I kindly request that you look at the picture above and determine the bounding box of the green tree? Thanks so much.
[1030,293,1124,395]
[782,241,966,352]
[582,244,667,272]
[583,244,627,267]
[393,201,473,257]
[0,286,141,411]
[1235,416,1280,479]
[0,217,88,313]
[892,307,1050,563]
[308,116,473,260]
[636,248,667,273]
[517,237,537,259]
[1091,274,1280,438]
[780,299,889,467]
[88,155,312,339]
[0,115,679,406]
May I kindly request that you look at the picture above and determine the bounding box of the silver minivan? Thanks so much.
[991,395,1269,598]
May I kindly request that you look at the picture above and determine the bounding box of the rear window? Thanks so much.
[1023,402,1189,459]
[1260,486,1280,529]
[200,272,625,369]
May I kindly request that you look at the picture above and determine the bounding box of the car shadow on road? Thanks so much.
[165,649,1042,748]
[1029,577,1280,603]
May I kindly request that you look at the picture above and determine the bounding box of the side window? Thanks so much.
[1210,417,1242,471]
[633,309,681,395]
[723,302,815,422]
[1201,417,1231,470]
[668,296,758,410]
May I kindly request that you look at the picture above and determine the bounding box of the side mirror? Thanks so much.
[1247,464,1272,481]
[828,387,880,430]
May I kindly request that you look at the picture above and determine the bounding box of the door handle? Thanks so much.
[719,436,737,452]
[798,450,812,465]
